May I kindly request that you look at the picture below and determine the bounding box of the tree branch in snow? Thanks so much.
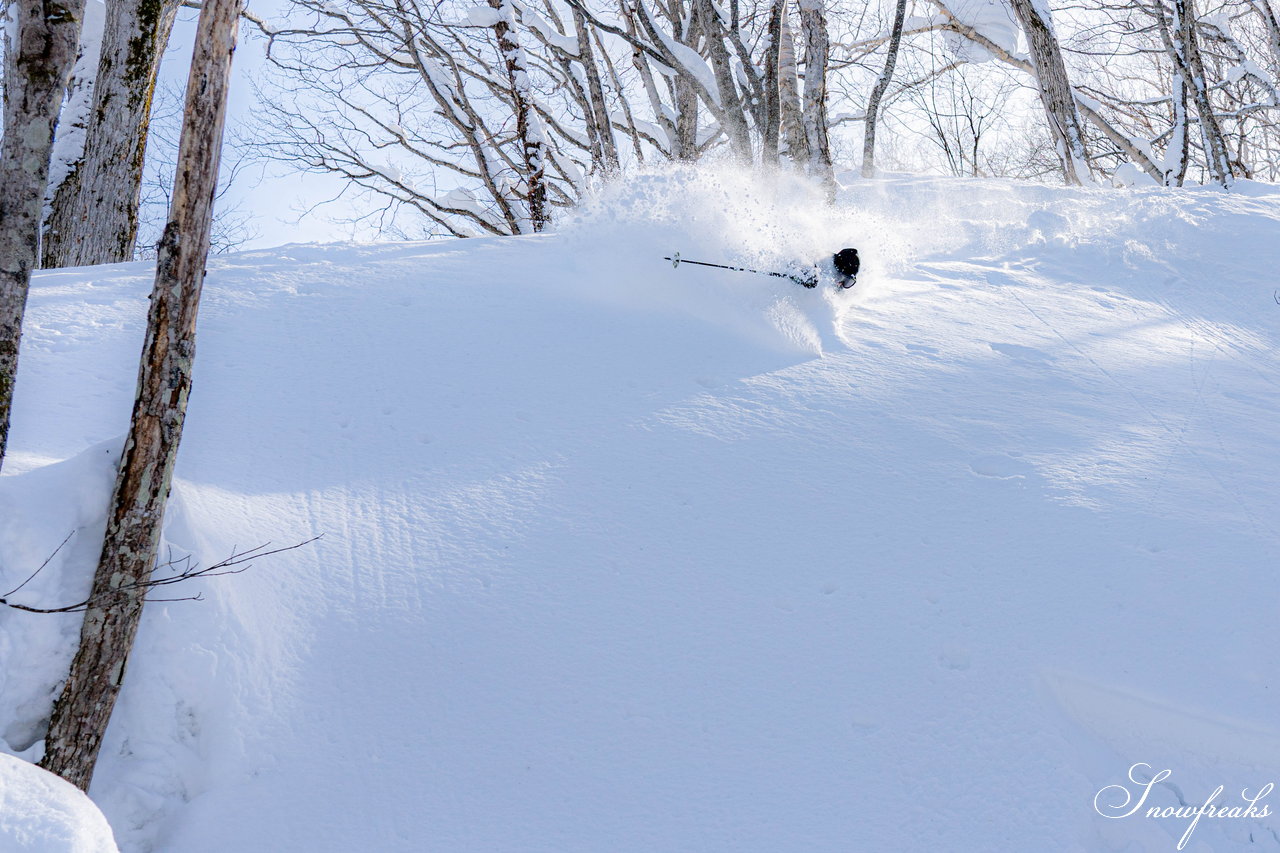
[0,537,322,614]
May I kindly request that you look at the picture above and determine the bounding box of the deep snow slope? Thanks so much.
[2,170,1279,852]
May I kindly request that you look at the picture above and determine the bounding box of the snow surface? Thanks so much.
[0,754,119,852]
[3,169,1280,851]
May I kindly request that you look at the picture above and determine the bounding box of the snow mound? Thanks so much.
[0,754,119,852]
[0,440,118,756]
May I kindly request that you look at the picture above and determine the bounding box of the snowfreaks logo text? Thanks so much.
[1094,763,1274,850]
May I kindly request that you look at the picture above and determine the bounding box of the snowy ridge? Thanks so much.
[0,753,119,852]
[2,170,1279,851]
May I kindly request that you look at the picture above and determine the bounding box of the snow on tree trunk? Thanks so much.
[1172,0,1234,186]
[624,7,682,160]
[763,0,784,162]
[40,0,179,267]
[0,0,87,471]
[413,52,523,234]
[38,0,243,791]
[488,0,549,232]
[1166,56,1190,185]
[632,0,719,159]
[672,7,703,162]
[694,0,753,161]
[862,0,907,178]
[1006,0,1090,185]
[42,0,104,225]
[797,0,835,194]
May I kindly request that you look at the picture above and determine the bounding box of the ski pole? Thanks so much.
[664,252,817,288]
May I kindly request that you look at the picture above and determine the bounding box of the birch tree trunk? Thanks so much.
[1156,7,1191,185]
[797,0,835,193]
[488,0,549,231]
[670,2,701,160]
[572,6,619,172]
[862,0,906,177]
[38,0,243,791]
[672,69,700,160]
[777,14,806,161]
[0,0,88,470]
[1173,0,1234,185]
[41,0,179,267]
[1006,0,1090,184]
[762,0,784,162]
[1168,71,1190,185]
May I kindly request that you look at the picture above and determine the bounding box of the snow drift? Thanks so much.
[2,169,1279,851]
[0,753,119,852]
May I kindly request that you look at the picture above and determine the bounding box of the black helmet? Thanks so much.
[833,248,860,277]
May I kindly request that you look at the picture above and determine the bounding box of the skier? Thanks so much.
[794,248,859,289]
[832,248,860,289]
[666,247,861,290]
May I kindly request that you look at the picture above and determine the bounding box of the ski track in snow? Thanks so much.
[2,171,1279,851]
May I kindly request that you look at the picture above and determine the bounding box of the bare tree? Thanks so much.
[246,0,1280,212]
[135,83,259,256]
[257,0,607,236]
[0,0,88,470]
[253,0,849,231]
[41,0,181,266]
[1007,0,1091,183]
[572,4,620,171]
[487,0,550,231]
[1170,0,1235,184]
[862,0,908,177]
[907,62,1020,176]
[926,0,1166,180]
[1051,0,1276,183]
[799,0,835,188]
[39,0,245,790]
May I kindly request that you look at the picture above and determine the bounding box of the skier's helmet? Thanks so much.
[833,248,860,278]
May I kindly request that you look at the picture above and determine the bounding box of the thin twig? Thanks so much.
[0,536,322,614]
[1,530,77,598]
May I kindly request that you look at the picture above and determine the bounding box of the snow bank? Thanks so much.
[3,172,1280,852]
[0,754,119,852]
[0,441,118,756]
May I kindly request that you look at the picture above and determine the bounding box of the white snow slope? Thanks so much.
[2,169,1279,852]
[0,754,119,852]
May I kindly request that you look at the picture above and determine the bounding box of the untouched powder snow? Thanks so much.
[0,754,119,852]
[2,169,1280,851]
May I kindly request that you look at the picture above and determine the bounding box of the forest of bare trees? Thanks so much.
[6,0,1280,252]
[249,0,1280,235]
